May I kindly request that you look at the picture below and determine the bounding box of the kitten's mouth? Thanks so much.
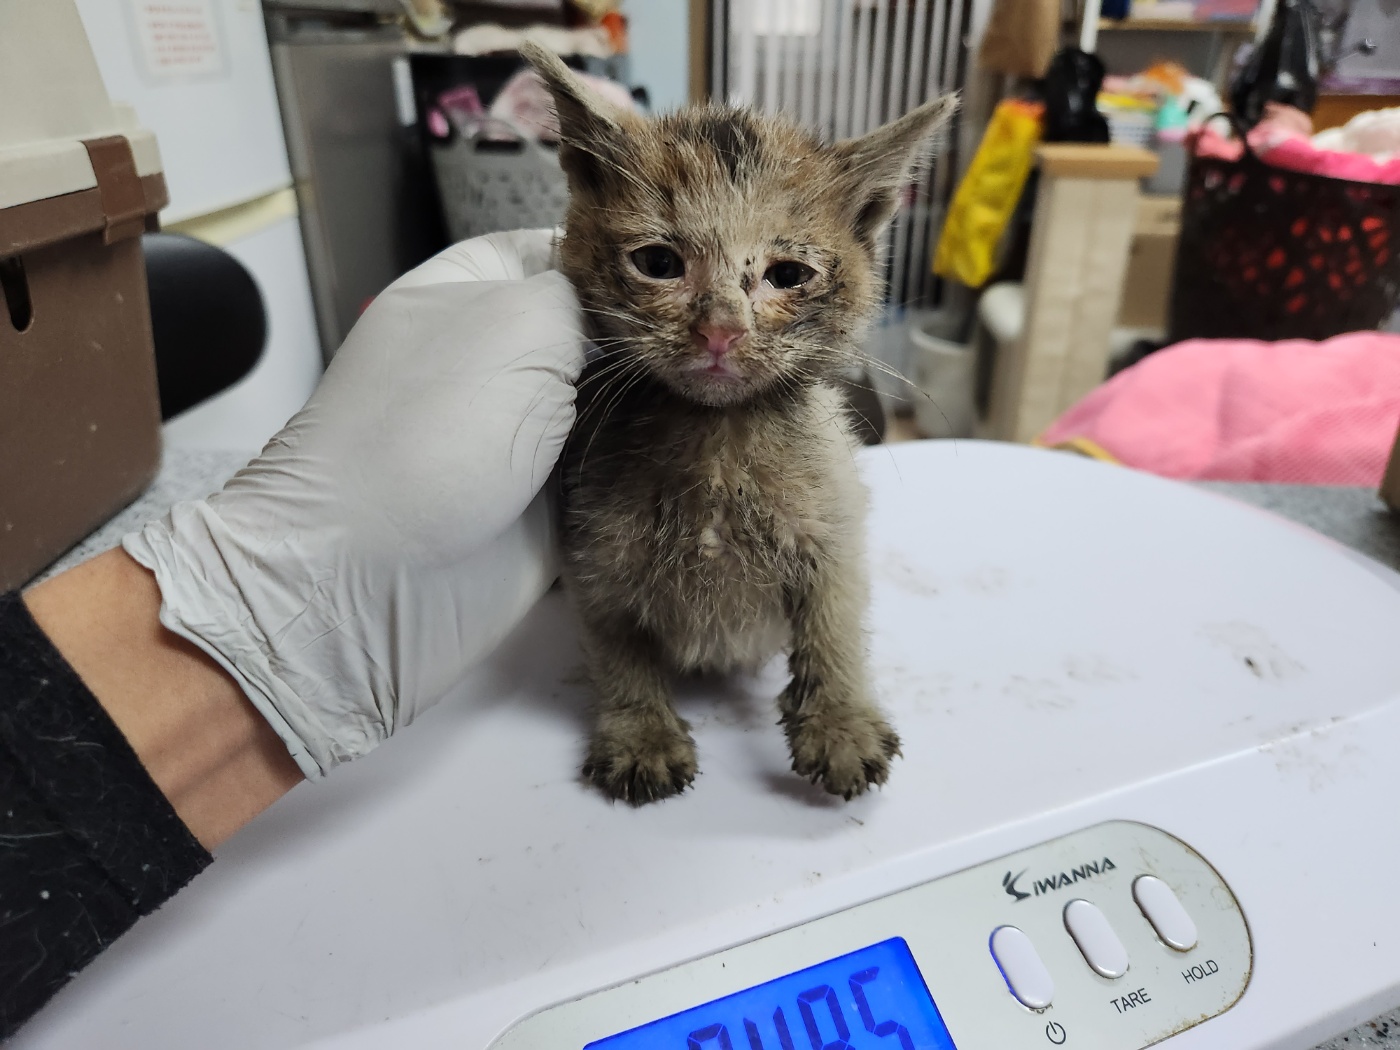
[698,361,742,380]
[681,357,746,383]
[673,356,757,405]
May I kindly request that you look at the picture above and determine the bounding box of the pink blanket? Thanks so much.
[1194,115,1400,186]
[1036,333,1400,485]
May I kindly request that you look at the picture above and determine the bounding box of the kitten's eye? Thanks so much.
[763,261,815,289]
[630,245,685,280]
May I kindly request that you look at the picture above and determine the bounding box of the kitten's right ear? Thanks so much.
[520,40,633,193]
[833,94,959,245]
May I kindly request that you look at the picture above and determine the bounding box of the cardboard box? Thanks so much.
[1382,420,1400,513]
[1118,194,1181,331]
[0,1,167,590]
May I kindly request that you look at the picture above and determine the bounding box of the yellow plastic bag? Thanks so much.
[933,100,1043,288]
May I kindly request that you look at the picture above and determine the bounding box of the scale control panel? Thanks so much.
[491,821,1252,1049]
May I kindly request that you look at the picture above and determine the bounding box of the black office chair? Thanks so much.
[142,232,266,420]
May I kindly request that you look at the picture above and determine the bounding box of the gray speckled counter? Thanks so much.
[1195,481,1400,574]
[37,448,249,583]
[60,453,1400,1049]
[1316,1017,1400,1048]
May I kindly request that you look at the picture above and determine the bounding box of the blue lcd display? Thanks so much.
[583,937,957,1050]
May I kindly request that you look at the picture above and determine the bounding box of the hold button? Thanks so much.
[990,926,1055,1009]
[1133,875,1198,951]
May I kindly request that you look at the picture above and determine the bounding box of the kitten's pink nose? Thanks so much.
[693,323,748,359]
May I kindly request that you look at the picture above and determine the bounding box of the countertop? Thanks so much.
[1195,480,1400,575]
[55,449,1400,1049]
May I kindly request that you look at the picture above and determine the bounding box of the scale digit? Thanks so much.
[584,939,958,1050]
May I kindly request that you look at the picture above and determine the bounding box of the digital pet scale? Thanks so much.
[13,442,1400,1050]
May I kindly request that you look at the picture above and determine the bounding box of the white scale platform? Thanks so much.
[14,441,1400,1050]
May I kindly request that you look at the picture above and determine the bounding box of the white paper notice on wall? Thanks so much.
[126,0,229,82]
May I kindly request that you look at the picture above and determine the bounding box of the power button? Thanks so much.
[1046,1021,1067,1044]
[990,925,1055,1009]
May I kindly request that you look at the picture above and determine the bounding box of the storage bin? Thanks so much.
[0,1,167,589]
[429,116,569,243]
[908,320,977,438]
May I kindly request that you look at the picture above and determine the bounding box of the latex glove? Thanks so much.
[124,229,584,779]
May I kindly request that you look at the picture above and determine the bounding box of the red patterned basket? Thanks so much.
[1168,117,1400,343]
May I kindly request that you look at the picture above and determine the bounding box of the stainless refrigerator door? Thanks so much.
[269,19,437,360]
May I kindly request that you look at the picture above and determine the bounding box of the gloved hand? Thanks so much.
[123,229,584,779]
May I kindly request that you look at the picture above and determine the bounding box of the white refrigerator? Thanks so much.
[73,0,323,453]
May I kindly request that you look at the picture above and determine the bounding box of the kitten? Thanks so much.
[522,43,956,805]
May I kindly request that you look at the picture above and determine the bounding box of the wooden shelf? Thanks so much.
[1098,17,1254,31]
[1038,143,1160,180]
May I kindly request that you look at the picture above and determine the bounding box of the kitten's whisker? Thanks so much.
[507,375,555,475]
[573,364,645,432]
[574,356,642,393]
[826,350,962,441]
[578,305,663,332]
[574,365,650,481]
[821,347,922,394]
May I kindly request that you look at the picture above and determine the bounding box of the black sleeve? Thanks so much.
[0,592,212,1039]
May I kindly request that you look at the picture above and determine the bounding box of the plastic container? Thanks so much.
[1103,108,1156,149]
[429,115,569,243]
[0,1,167,589]
[1147,129,1189,195]
[907,320,977,438]
[859,312,915,413]
[1147,99,1190,195]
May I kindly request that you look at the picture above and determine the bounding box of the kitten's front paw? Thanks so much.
[781,692,901,800]
[583,718,699,805]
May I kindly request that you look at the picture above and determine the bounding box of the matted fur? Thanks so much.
[521,43,956,804]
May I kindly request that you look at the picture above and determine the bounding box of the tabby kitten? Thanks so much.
[522,43,956,805]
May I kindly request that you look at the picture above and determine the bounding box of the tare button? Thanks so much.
[990,925,1055,1009]
[1064,899,1130,978]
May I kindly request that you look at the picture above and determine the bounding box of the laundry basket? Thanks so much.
[429,116,570,243]
[1168,117,1400,342]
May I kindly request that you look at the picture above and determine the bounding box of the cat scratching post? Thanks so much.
[985,144,1159,444]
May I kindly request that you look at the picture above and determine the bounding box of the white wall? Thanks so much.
[625,0,691,113]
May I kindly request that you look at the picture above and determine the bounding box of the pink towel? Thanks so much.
[1037,332,1400,485]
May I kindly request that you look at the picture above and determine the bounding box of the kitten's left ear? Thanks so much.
[834,94,960,243]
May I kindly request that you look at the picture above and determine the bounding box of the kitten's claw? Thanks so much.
[583,720,699,805]
[782,702,901,800]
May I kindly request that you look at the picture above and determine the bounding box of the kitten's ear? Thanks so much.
[520,40,634,193]
[834,94,960,243]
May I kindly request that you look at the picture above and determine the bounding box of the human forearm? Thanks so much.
[23,547,303,849]
[0,585,211,1036]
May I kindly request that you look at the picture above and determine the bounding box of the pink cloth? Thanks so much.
[1259,136,1400,184]
[1194,120,1400,185]
[1038,333,1400,485]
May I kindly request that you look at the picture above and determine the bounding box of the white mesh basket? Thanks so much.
[430,117,570,242]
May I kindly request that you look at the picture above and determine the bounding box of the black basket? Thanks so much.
[1168,117,1400,343]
